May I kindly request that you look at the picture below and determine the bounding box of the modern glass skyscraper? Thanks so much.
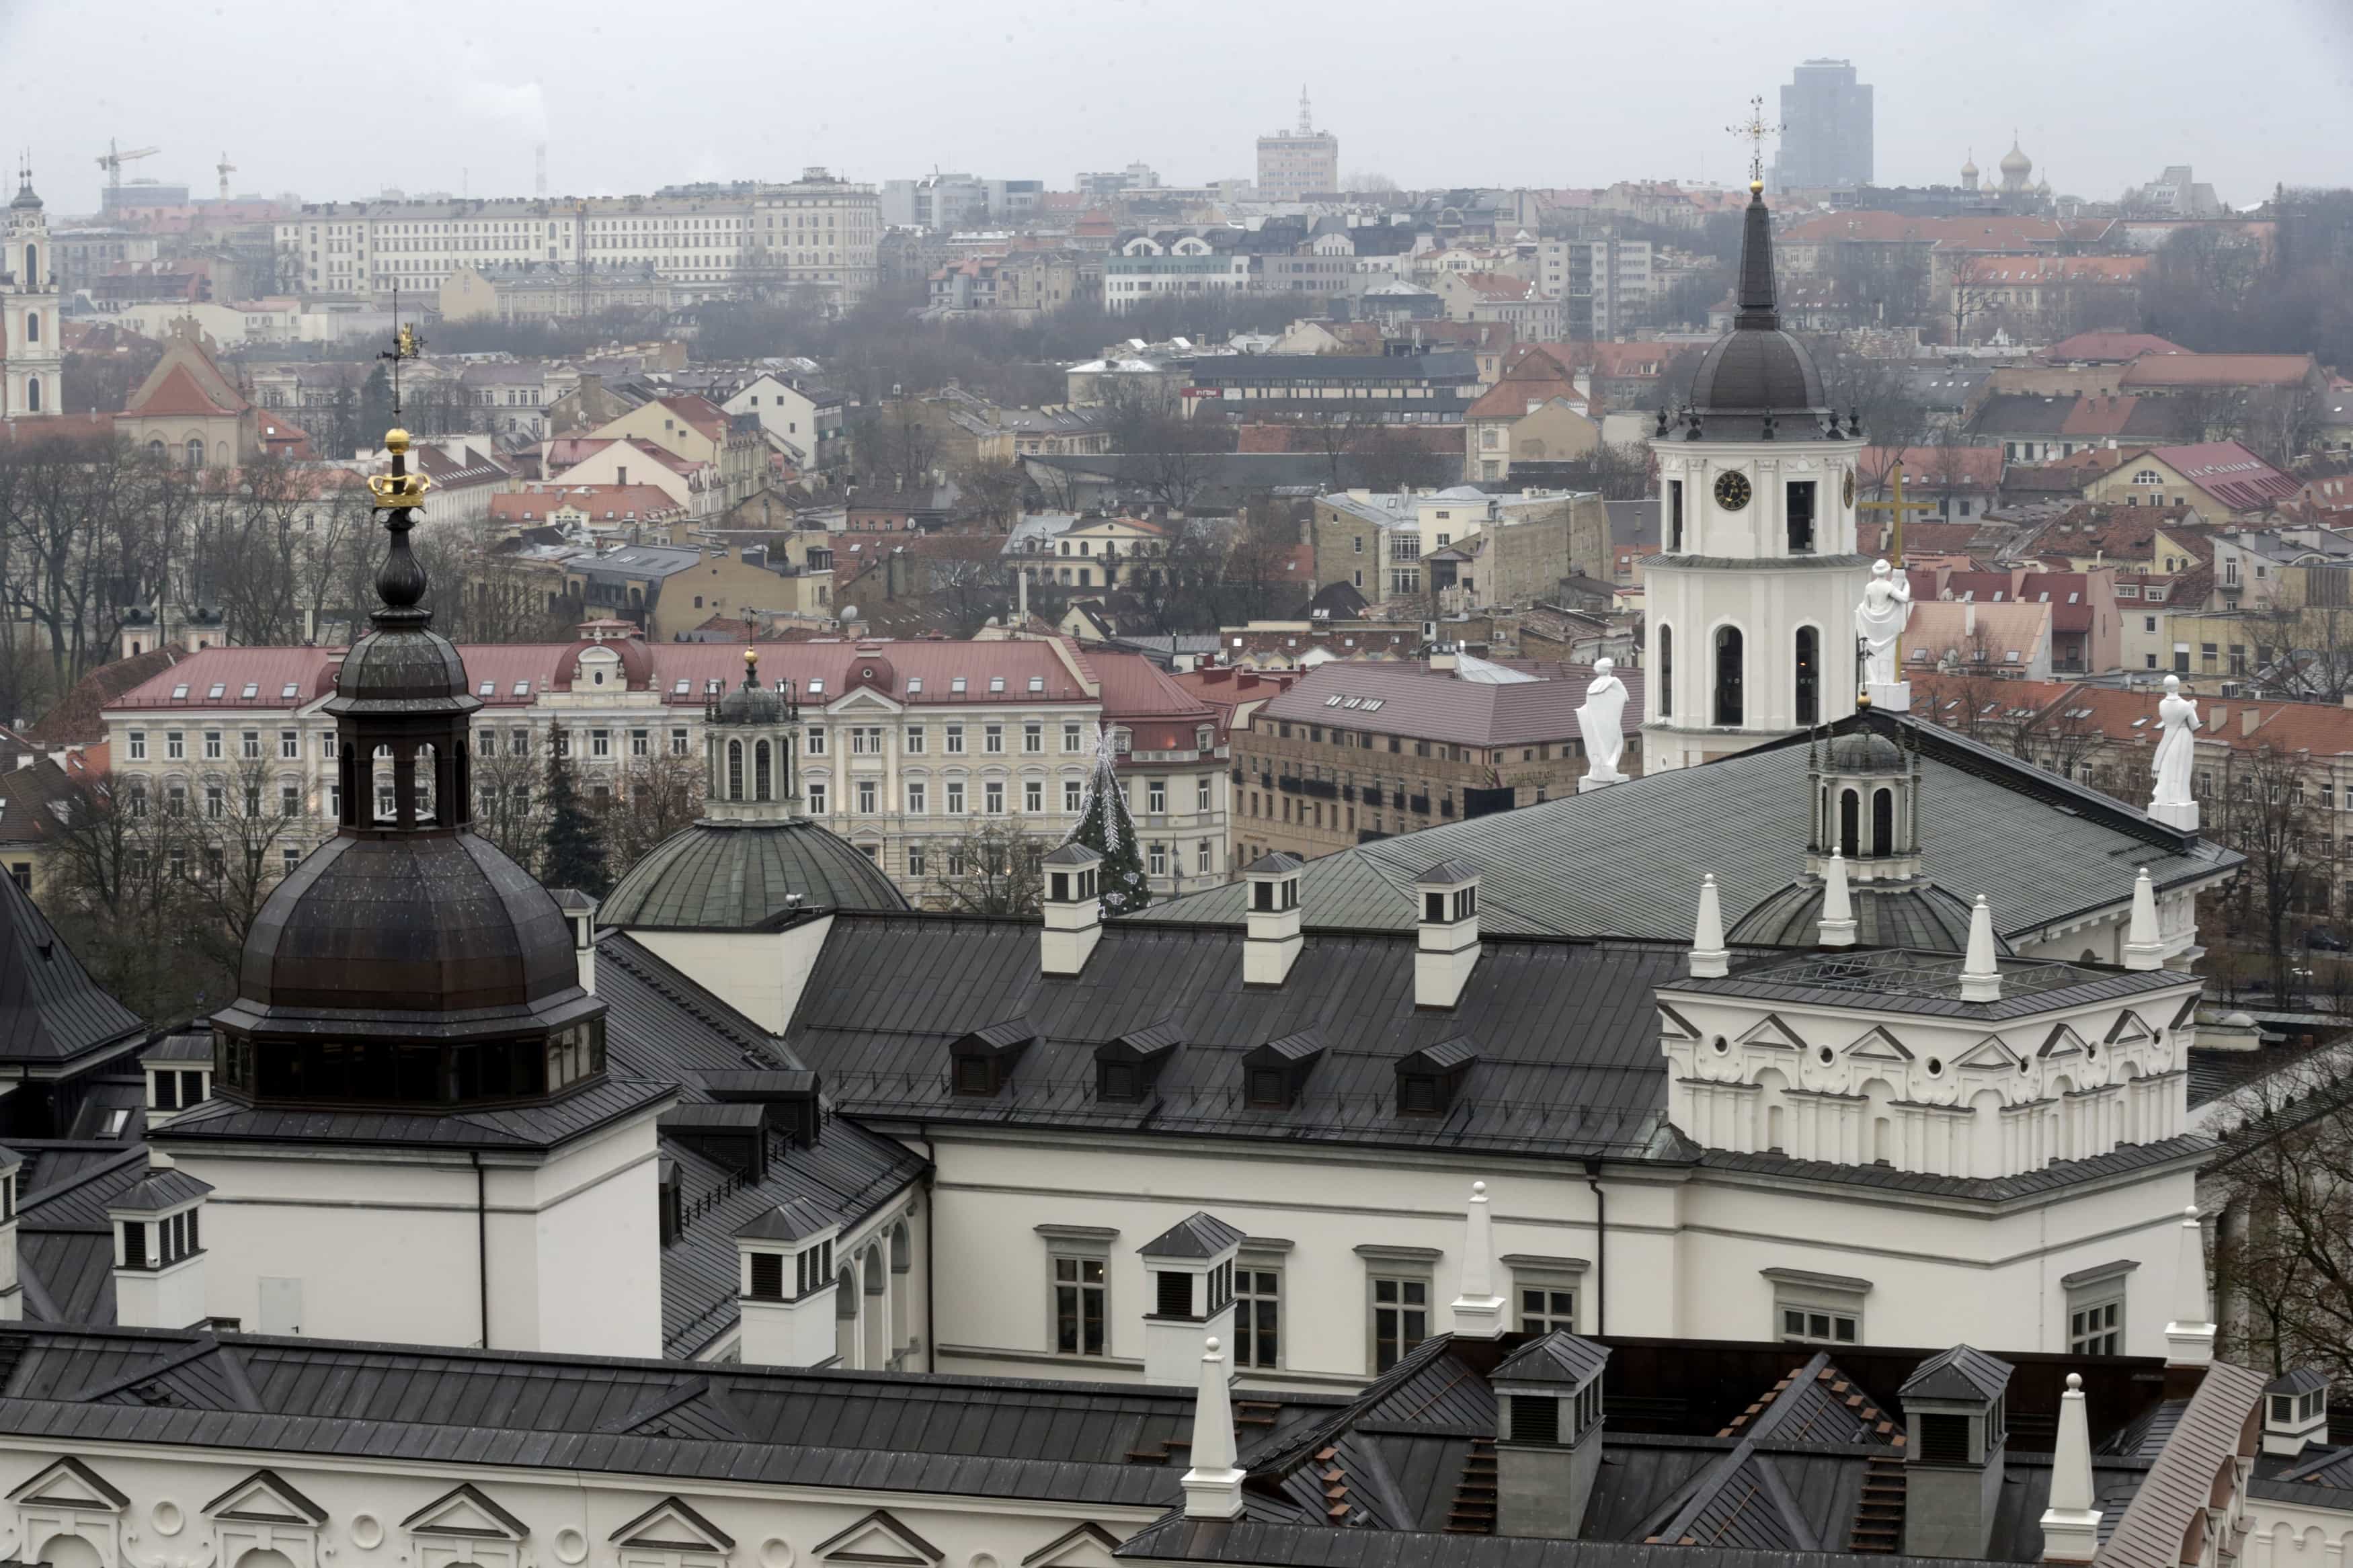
[1777,59,1874,191]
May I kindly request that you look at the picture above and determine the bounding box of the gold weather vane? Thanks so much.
[367,295,432,511]
[1728,95,1782,190]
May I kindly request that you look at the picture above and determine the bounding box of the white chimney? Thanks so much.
[565,894,599,994]
[1819,850,1856,948]
[1179,1337,1246,1519]
[1414,860,1482,1008]
[1958,895,2001,1002]
[2163,1205,2216,1371]
[1429,643,1459,673]
[1243,854,1304,987]
[1449,1181,1505,1338]
[2122,868,2164,971]
[2038,1373,2102,1563]
[1140,1212,1243,1385]
[1689,874,1728,979]
[1041,844,1104,977]
[109,1162,212,1332]
[734,1206,842,1367]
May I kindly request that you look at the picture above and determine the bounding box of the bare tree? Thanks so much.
[2207,1048,2353,1380]
[926,819,1045,915]
[598,747,705,880]
[2210,743,2323,1001]
[471,743,546,874]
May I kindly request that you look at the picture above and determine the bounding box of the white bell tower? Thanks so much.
[4,165,60,421]
[1642,175,1868,772]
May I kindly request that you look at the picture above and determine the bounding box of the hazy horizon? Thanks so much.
[3,0,2348,214]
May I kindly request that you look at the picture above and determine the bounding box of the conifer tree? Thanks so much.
[541,730,611,897]
[1062,723,1152,915]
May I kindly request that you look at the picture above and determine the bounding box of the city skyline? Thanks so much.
[2,0,2346,214]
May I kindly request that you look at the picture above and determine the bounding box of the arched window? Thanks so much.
[1840,788,1860,858]
[726,739,744,801]
[1872,787,1895,857]
[22,376,36,413]
[186,438,204,471]
[1712,626,1743,727]
[754,739,772,801]
[1658,625,1673,718]
[1794,627,1819,726]
[147,439,164,459]
[24,311,37,343]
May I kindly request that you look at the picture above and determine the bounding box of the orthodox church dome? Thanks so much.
[1683,181,1831,431]
[1960,155,1979,181]
[2000,142,2034,188]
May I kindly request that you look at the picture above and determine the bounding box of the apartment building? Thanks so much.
[273,169,879,308]
[98,632,1229,905]
[1230,652,1642,863]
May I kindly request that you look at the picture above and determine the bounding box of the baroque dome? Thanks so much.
[600,819,910,930]
[1727,877,2008,954]
[1681,181,1833,432]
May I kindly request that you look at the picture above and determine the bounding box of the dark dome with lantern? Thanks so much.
[1727,876,2004,954]
[214,426,600,1107]
[1827,731,1907,774]
[1681,182,1838,436]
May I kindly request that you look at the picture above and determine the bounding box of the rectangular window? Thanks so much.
[947,780,965,814]
[1053,1255,1107,1356]
[907,845,926,878]
[241,731,262,759]
[591,729,611,758]
[1371,1276,1429,1372]
[806,727,826,755]
[985,781,1005,815]
[167,731,184,759]
[1025,779,1043,813]
[1064,778,1083,812]
[906,725,926,754]
[1519,1284,1578,1335]
[807,782,828,815]
[670,728,690,755]
[1148,841,1167,876]
[2069,1295,2123,1356]
[128,731,147,760]
[906,781,927,815]
[631,729,650,757]
[1199,839,1213,872]
[1780,1307,1860,1344]
[1148,780,1167,813]
[985,724,1004,754]
[1786,481,1817,554]
[204,731,223,759]
[1024,723,1043,753]
[1063,723,1083,753]
[856,780,877,813]
[946,725,965,755]
[1234,1268,1281,1368]
[1198,777,1213,812]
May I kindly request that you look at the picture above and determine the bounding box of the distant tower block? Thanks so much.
[536,143,548,198]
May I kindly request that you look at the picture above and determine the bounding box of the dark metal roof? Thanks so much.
[0,1322,1336,1508]
[106,1167,210,1214]
[2264,1368,2330,1397]
[1140,1212,1246,1260]
[1045,843,1101,866]
[1899,1344,2013,1403]
[0,868,145,1068]
[1493,1329,1610,1387]
[785,916,1683,1161]
[1666,948,2195,1021]
[599,819,910,930]
[152,1073,679,1153]
[1151,712,2236,944]
[1695,1137,2206,1203]
[735,1197,838,1243]
[1420,860,1478,885]
[2096,1362,2264,1568]
[140,1031,215,1064]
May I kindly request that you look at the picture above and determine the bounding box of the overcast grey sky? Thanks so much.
[3,0,2346,214]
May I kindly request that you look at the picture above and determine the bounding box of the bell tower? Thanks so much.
[4,163,59,419]
[1642,106,1869,771]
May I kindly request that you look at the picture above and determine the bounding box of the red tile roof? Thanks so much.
[2120,354,2318,390]
[2040,332,2190,364]
[1255,658,1642,748]
[2141,441,2299,513]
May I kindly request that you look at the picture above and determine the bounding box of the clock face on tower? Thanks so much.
[1843,470,1856,507]
[1714,471,1753,511]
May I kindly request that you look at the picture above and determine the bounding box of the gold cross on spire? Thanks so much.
[1856,462,1938,567]
[1728,95,1782,190]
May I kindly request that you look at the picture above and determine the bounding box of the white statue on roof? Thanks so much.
[2149,673,2201,831]
[1856,559,1913,688]
[1577,658,1628,790]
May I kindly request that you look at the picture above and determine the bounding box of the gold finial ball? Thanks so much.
[743,645,758,666]
[384,427,411,454]
[1856,692,1874,709]
[1749,178,1765,196]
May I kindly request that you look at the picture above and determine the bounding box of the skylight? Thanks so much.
[241,683,258,698]
[1028,676,1044,692]
[208,684,226,698]
[513,682,530,695]
[951,677,967,693]
[674,678,689,694]
[908,677,923,693]
[479,681,495,696]
[808,679,824,694]
[171,684,189,699]
[990,676,1005,692]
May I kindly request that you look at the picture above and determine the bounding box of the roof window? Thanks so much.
[171,684,189,699]
[281,684,298,698]
[513,682,530,695]
[908,677,923,694]
[808,679,824,695]
[241,683,258,698]
[1029,676,1045,693]
[208,683,226,698]
[951,677,967,693]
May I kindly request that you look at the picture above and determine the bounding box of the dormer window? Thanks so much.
[1099,1061,1138,1102]
[1247,1067,1289,1107]
[1394,1037,1476,1116]
[955,1057,996,1096]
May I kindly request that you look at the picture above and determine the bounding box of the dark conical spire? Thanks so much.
[1734,182,1778,330]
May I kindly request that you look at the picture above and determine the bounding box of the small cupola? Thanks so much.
[1414,860,1482,1009]
[1491,1329,1611,1538]
[2262,1369,2330,1458]
[141,1029,216,1122]
[108,1161,212,1331]
[949,1019,1034,1098]
[1096,1020,1181,1104]
[1242,852,1304,986]
[1140,1211,1244,1386]
[733,1198,841,1367]
[1810,727,1921,883]
[1042,843,1104,977]
[1898,1344,2013,1559]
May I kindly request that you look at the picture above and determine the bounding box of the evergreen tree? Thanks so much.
[1062,724,1151,915]
[358,364,395,450]
[541,731,611,898]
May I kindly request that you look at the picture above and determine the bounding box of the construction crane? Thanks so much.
[215,151,235,202]
[95,138,160,189]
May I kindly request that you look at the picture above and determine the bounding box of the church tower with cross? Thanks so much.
[3,160,60,419]
[1641,104,1872,772]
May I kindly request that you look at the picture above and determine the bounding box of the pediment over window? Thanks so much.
[1737,1014,1810,1053]
[1021,1524,1121,1568]
[402,1484,529,1541]
[1657,1003,1700,1042]
[2038,1024,2089,1060]
[1954,1034,2023,1072]
[2104,1009,2155,1046]
[204,1469,328,1525]
[813,1510,943,1567]
[7,1457,127,1512]
[1843,1025,1912,1063]
[610,1497,734,1554]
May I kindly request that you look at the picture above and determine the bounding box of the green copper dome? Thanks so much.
[599,819,909,930]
